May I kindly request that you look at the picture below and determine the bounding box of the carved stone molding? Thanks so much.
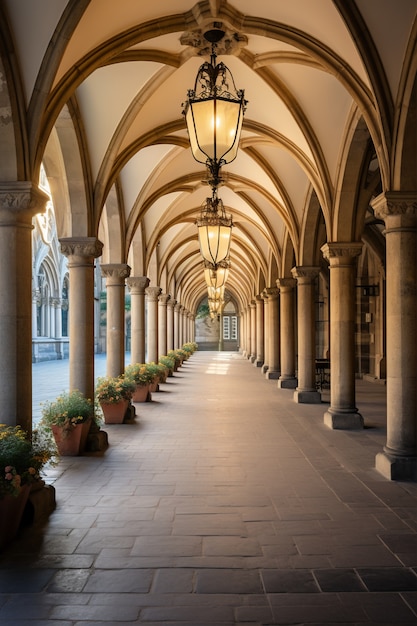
[167,299,177,309]
[127,276,150,294]
[60,237,103,260]
[101,263,131,280]
[180,24,247,57]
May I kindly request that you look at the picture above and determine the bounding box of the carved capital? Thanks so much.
[0,182,49,223]
[321,242,362,264]
[49,297,61,308]
[372,192,417,219]
[174,303,182,312]
[291,266,320,282]
[276,278,296,291]
[263,287,279,300]
[145,286,162,302]
[101,263,131,281]
[158,293,171,305]
[167,299,177,309]
[127,276,150,295]
[60,237,103,261]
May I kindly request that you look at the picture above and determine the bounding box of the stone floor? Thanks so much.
[1,350,416,625]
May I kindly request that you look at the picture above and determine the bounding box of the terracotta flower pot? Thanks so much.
[149,377,159,393]
[0,485,31,550]
[51,420,91,456]
[100,399,129,424]
[132,384,150,402]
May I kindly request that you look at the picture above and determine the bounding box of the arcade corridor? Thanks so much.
[1,351,416,625]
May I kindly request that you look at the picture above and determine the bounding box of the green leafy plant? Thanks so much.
[159,355,175,372]
[40,389,95,437]
[95,376,135,404]
[0,425,57,498]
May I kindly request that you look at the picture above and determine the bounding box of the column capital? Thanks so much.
[158,293,171,305]
[371,191,417,219]
[255,294,264,304]
[127,276,150,294]
[249,300,256,308]
[0,182,49,223]
[263,287,279,300]
[276,277,296,291]
[174,302,182,312]
[145,286,162,301]
[60,237,103,261]
[291,266,320,282]
[321,242,362,264]
[167,298,177,309]
[101,263,131,282]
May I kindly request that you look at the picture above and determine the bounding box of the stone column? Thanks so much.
[277,278,297,389]
[101,264,130,377]
[158,293,170,358]
[261,291,269,373]
[254,295,264,367]
[60,237,103,401]
[321,243,363,429]
[0,183,48,431]
[127,276,149,364]
[249,300,256,362]
[145,286,162,363]
[372,192,417,480]
[292,266,321,403]
[264,287,280,379]
[174,303,181,349]
[167,299,176,352]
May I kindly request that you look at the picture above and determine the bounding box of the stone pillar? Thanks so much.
[372,192,417,480]
[254,295,264,367]
[321,243,363,429]
[127,276,149,364]
[60,237,103,401]
[249,300,256,362]
[174,303,181,348]
[292,266,321,403]
[167,299,176,352]
[0,183,48,430]
[264,287,280,379]
[158,293,170,358]
[261,291,269,373]
[101,264,130,377]
[145,286,162,363]
[277,278,297,388]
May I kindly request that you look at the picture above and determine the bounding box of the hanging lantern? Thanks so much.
[207,285,225,301]
[196,188,232,265]
[204,260,230,289]
[182,29,247,187]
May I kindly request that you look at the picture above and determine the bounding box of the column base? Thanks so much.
[376,451,417,481]
[254,359,264,368]
[294,389,322,404]
[261,364,269,374]
[249,355,256,363]
[266,370,280,380]
[324,410,364,430]
[278,377,297,389]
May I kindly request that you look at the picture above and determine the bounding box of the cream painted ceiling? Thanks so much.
[4,0,417,312]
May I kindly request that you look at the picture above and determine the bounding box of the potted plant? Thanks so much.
[167,350,182,371]
[159,355,175,377]
[40,389,95,455]
[124,363,154,402]
[182,342,198,356]
[144,362,162,392]
[0,424,57,549]
[95,376,136,423]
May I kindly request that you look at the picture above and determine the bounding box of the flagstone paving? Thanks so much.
[0,351,416,624]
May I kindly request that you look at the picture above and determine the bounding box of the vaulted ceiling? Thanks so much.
[3,0,416,312]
